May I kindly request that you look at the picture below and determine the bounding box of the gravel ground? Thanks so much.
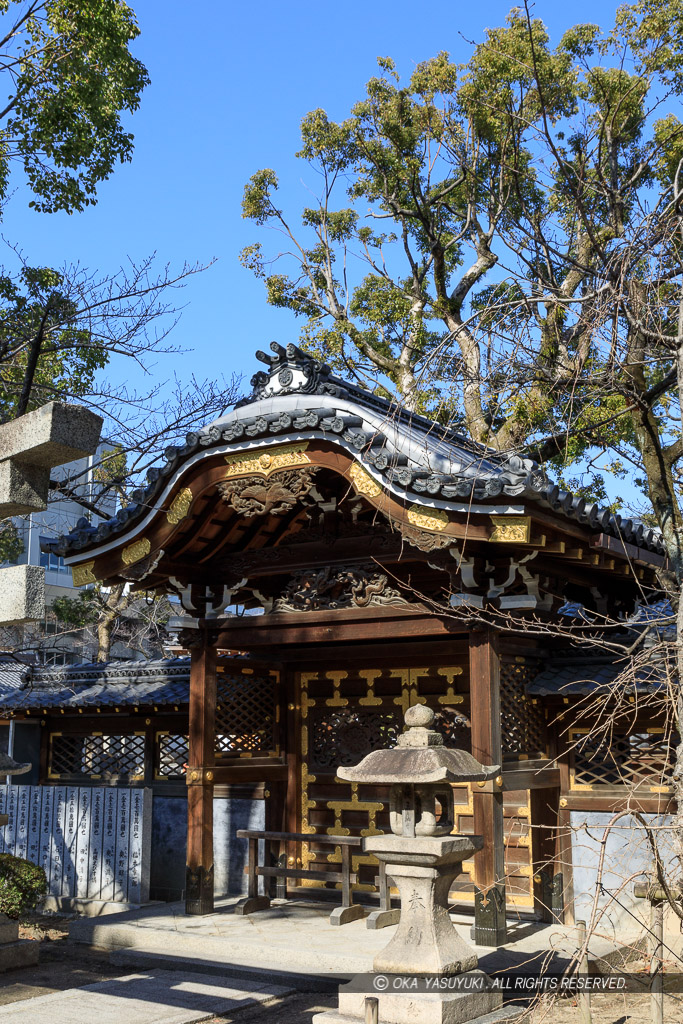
[202,990,682,1024]
[0,914,122,1006]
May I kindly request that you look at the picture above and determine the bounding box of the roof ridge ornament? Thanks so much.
[236,342,344,407]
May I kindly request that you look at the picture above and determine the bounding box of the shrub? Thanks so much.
[0,854,48,919]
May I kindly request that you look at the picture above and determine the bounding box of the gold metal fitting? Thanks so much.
[560,797,568,808]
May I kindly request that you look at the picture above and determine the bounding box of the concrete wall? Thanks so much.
[214,797,266,896]
[570,809,673,934]
[150,795,187,902]
[149,793,266,902]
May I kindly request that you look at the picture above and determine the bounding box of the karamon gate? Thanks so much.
[47,344,669,945]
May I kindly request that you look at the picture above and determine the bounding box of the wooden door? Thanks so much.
[294,662,535,911]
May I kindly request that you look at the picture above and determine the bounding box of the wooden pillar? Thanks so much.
[529,786,562,922]
[555,735,575,925]
[469,629,507,946]
[185,631,217,915]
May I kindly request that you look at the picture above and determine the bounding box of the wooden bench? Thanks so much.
[234,829,398,928]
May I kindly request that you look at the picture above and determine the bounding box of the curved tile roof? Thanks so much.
[527,657,672,696]
[0,658,191,711]
[43,344,666,559]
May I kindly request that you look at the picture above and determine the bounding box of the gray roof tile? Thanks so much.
[42,344,666,561]
[0,658,190,712]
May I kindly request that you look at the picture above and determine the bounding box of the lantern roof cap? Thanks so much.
[336,705,499,785]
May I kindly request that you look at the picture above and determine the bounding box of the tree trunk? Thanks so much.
[96,583,126,662]
[674,599,683,878]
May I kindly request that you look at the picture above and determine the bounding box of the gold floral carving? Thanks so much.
[489,515,531,543]
[224,443,310,479]
[122,537,152,566]
[406,504,449,531]
[349,461,381,497]
[71,561,97,587]
[166,486,193,524]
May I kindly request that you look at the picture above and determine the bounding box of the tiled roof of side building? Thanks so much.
[527,657,672,696]
[42,344,666,560]
[0,657,191,712]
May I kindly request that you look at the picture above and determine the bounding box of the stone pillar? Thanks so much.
[184,630,217,915]
[469,629,507,946]
[0,402,102,626]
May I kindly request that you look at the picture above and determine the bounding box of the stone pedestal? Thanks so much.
[314,835,516,1024]
[333,979,517,1024]
[0,914,39,972]
[364,835,481,976]
[315,704,511,1024]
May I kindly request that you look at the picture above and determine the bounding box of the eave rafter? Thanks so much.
[64,435,658,622]
[67,438,492,587]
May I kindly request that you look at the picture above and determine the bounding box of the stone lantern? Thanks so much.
[314,705,518,1024]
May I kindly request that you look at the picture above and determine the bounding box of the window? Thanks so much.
[571,727,676,790]
[41,650,79,667]
[48,731,145,780]
[39,539,69,573]
[155,733,188,779]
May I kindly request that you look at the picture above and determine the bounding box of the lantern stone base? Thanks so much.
[364,834,482,975]
[314,977,521,1024]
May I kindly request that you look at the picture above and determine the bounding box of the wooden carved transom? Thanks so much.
[398,522,453,552]
[273,562,409,612]
[217,466,320,517]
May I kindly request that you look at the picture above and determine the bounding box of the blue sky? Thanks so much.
[1,0,627,403]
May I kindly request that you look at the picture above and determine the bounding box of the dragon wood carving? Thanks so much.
[217,467,320,517]
[273,563,410,612]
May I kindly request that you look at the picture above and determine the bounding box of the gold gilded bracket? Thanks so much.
[406,504,449,531]
[122,537,151,566]
[349,462,382,497]
[224,443,310,479]
[71,561,97,587]
[166,486,193,524]
[489,515,531,543]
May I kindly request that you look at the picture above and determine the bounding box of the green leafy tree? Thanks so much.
[240,1,683,466]
[0,0,148,215]
[0,520,22,563]
[242,1,683,897]
[0,853,47,918]
[52,583,173,662]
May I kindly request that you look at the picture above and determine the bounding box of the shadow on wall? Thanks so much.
[1,783,150,905]
[150,795,187,902]
[570,810,674,937]
[150,795,266,902]
[214,797,266,897]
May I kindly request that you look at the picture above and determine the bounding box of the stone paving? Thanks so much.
[0,969,289,1023]
[69,896,642,982]
[0,898,652,1023]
